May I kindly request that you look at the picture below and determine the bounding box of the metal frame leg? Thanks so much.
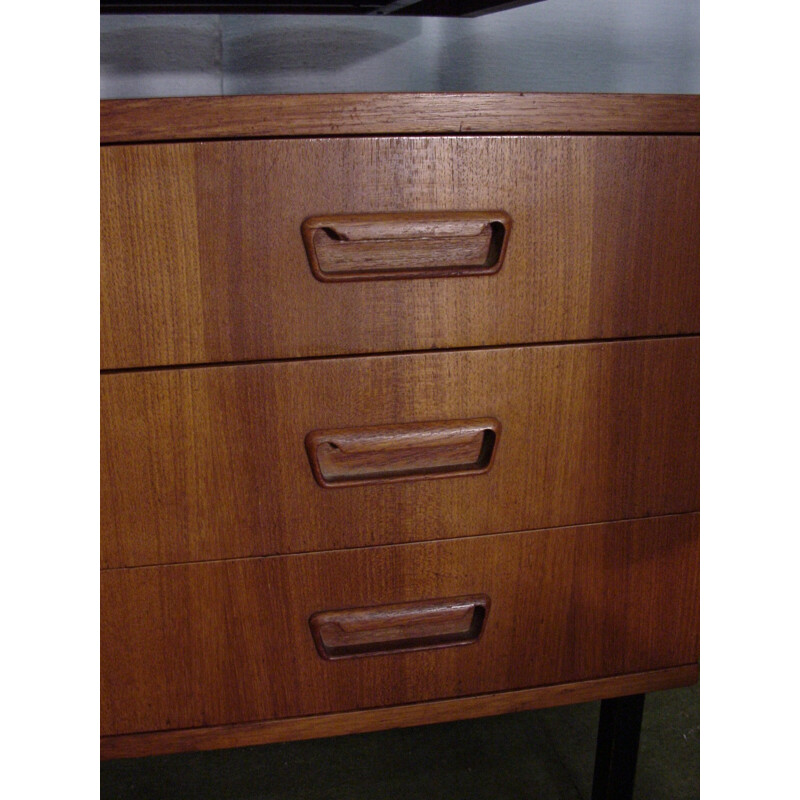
[591,693,646,800]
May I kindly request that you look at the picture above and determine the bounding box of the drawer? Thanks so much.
[100,135,699,370]
[101,337,699,568]
[101,514,699,737]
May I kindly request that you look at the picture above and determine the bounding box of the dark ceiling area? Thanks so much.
[100,1,546,18]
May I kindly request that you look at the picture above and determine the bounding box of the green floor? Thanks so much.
[101,685,698,799]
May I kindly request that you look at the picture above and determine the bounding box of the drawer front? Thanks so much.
[101,338,698,568]
[101,514,699,737]
[101,135,699,370]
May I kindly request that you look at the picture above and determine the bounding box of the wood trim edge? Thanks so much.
[100,92,700,144]
[101,664,699,760]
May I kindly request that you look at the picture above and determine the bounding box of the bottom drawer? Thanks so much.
[101,513,698,737]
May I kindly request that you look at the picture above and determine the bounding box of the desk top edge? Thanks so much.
[100,92,700,144]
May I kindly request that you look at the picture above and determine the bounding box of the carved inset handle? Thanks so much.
[305,418,500,487]
[310,595,490,660]
[302,211,511,282]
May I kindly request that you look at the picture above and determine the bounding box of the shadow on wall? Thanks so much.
[100,2,699,97]
[224,25,412,74]
[102,20,221,73]
[429,29,626,93]
[100,14,424,96]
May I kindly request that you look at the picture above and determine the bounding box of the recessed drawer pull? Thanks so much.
[305,418,500,487]
[310,595,490,660]
[302,211,511,282]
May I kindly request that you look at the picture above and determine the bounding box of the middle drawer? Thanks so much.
[102,338,698,568]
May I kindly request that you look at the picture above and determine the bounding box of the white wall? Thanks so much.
[101,1,699,99]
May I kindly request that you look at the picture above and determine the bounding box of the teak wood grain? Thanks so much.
[305,418,499,487]
[101,664,699,760]
[100,93,699,144]
[101,135,699,370]
[101,514,699,738]
[99,92,700,765]
[309,594,489,659]
[302,211,510,282]
[101,338,699,569]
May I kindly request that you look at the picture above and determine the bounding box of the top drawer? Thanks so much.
[101,135,699,370]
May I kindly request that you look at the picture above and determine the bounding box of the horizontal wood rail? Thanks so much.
[100,93,700,143]
[100,664,699,760]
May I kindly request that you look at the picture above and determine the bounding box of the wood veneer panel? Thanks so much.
[101,135,699,370]
[101,338,699,568]
[100,93,699,143]
[101,514,699,737]
[101,664,699,760]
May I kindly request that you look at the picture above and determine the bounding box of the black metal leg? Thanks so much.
[591,693,645,800]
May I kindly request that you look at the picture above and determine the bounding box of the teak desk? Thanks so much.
[100,92,699,797]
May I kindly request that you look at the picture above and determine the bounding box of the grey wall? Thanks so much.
[101,1,699,99]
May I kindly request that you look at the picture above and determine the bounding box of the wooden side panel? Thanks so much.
[101,514,700,737]
[101,135,699,369]
[101,338,699,568]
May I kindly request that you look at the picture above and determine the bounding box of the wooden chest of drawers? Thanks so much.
[100,93,699,760]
